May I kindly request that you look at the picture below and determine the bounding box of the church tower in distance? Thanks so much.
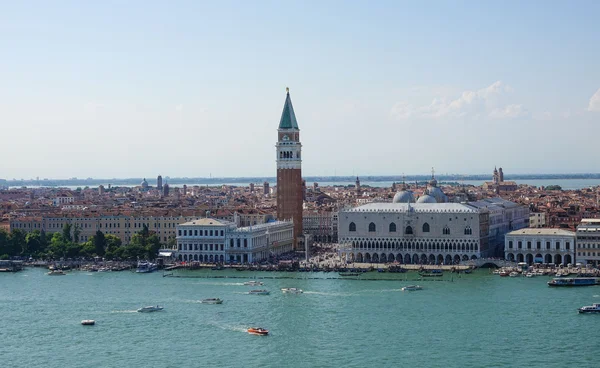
[276,88,303,250]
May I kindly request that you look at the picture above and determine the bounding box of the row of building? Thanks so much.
[504,219,600,266]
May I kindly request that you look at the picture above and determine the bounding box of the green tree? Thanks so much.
[73,224,81,244]
[9,229,26,257]
[25,230,44,257]
[62,223,72,243]
[48,232,67,259]
[93,230,107,256]
[546,185,562,191]
[0,229,9,258]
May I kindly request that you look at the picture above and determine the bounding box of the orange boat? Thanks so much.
[247,327,269,336]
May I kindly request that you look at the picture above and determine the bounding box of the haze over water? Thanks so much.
[2,269,598,367]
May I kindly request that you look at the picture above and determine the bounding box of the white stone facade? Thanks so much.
[504,228,575,265]
[576,219,600,266]
[339,203,486,265]
[175,218,294,264]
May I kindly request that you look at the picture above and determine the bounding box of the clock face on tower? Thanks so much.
[282,135,289,141]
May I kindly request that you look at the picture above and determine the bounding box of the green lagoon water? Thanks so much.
[1,269,598,368]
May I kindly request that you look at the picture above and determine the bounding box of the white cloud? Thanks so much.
[390,81,525,120]
[588,88,600,112]
[489,104,527,119]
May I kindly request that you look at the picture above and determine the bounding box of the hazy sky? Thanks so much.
[1,1,599,179]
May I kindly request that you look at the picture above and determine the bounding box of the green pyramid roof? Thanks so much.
[278,91,299,130]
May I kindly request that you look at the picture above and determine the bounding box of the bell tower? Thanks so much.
[276,87,303,249]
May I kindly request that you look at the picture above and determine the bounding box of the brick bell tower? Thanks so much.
[276,87,303,250]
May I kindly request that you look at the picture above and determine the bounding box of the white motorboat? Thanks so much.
[401,285,423,291]
[578,303,600,314]
[136,261,158,273]
[243,281,264,286]
[201,298,223,304]
[137,305,164,313]
[509,272,520,277]
[47,270,66,276]
[81,320,95,325]
[248,289,270,295]
[525,273,535,278]
[281,288,303,294]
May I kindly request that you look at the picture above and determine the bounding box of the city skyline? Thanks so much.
[2,1,599,178]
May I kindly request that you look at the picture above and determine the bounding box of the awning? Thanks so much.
[159,252,173,257]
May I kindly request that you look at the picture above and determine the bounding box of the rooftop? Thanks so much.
[278,89,299,130]
[179,218,232,226]
[345,202,480,214]
[507,228,575,236]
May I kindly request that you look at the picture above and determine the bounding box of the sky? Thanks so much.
[1,0,599,179]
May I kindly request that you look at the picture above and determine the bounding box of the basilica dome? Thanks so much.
[393,190,414,203]
[416,194,437,203]
[428,186,448,203]
[141,178,149,189]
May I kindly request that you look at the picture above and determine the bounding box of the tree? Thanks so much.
[73,224,81,244]
[0,229,9,258]
[62,223,72,243]
[48,232,67,259]
[546,185,562,191]
[9,229,26,257]
[25,230,45,257]
[93,230,107,256]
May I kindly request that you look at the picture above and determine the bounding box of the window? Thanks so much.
[518,241,522,249]
[349,222,356,232]
[194,230,198,236]
[389,223,396,232]
[546,241,550,249]
[405,226,413,235]
[244,239,248,248]
[527,241,531,249]
[508,241,513,249]
[368,222,376,232]
[220,230,224,236]
[556,241,560,250]
[178,230,182,236]
[464,226,472,235]
[536,241,541,249]
[422,223,430,233]
[566,242,570,250]
[443,227,450,235]
[210,230,213,236]
[230,239,234,248]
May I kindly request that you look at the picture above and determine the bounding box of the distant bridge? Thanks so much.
[461,259,517,268]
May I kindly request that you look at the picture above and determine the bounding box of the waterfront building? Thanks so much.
[175,218,294,263]
[576,219,600,266]
[276,88,303,249]
[338,197,528,264]
[504,228,575,265]
[52,192,75,206]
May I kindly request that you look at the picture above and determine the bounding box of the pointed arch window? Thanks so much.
[443,226,450,235]
[389,223,396,232]
[368,222,376,232]
[422,223,430,233]
[464,226,472,235]
[349,222,356,232]
[405,226,413,235]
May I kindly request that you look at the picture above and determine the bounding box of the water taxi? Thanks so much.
[47,270,66,276]
[247,327,269,336]
[578,303,600,313]
[243,281,264,286]
[548,277,599,287]
[81,320,95,325]
[136,261,158,273]
[281,288,303,294]
[248,289,270,295]
[525,273,535,278]
[509,272,520,277]
[401,285,423,291]
[137,305,164,313]
[201,298,223,304]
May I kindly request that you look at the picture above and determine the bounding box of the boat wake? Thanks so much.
[303,291,355,297]
[594,295,599,298]
[206,321,247,333]
[194,282,245,286]
[110,310,138,313]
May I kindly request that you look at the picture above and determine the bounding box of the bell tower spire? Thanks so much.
[276,87,303,250]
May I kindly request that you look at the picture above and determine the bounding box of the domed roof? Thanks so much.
[428,186,448,203]
[141,178,148,188]
[417,194,437,203]
[393,190,414,203]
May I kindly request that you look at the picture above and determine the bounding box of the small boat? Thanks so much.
[339,272,360,277]
[419,269,443,277]
[81,320,95,325]
[201,298,223,304]
[136,261,158,273]
[98,267,110,272]
[281,288,303,294]
[401,285,423,291]
[137,305,164,313]
[248,289,270,295]
[247,327,269,336]
[578,303,600,314]
[243,281,264,286]
[525,273,535,278]
[464,269,473,274]
[499,271,509,277]
[509,272,520,277]
[47,270,66,276]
